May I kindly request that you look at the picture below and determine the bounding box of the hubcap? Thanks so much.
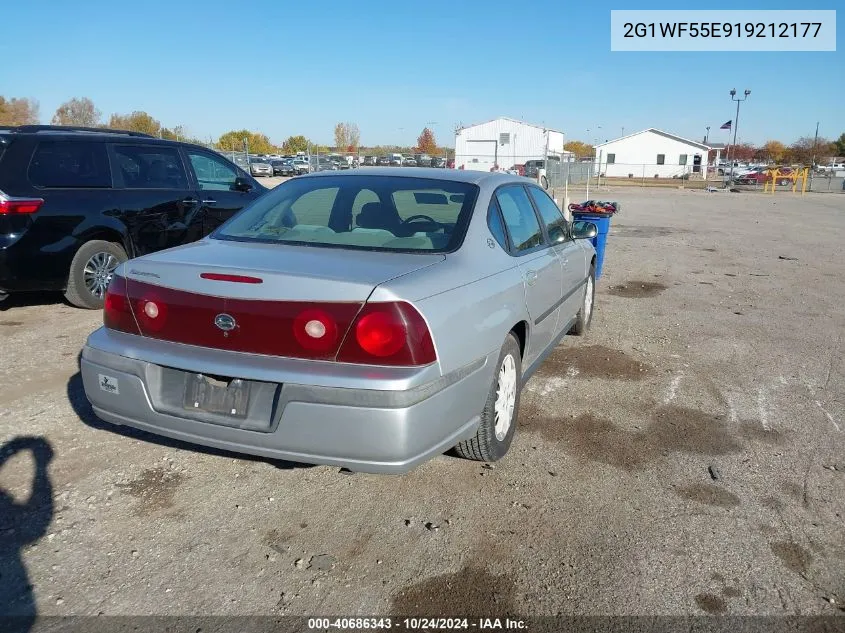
[83,252,120,298]
[584,275,594,322]
[494,354,517,441]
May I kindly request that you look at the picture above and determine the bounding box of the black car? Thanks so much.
[430,156,446,168]
[0,125,267,309]
[376,156,391,166]
[414,154,432,167]
[271,159,296,176]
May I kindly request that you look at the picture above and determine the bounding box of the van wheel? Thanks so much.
[454,333,522,463]
[570,264,596,336]
[65,240,128,309]
[540,175,549,190]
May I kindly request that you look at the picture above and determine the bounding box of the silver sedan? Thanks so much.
[81,168,598,473]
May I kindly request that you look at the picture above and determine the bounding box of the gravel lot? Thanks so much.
[1,186,844,620]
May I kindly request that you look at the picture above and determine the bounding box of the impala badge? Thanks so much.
[214,313,236,336]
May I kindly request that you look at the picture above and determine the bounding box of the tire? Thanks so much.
[454,333,522,463]
[570,264,596,336]
[64,240,128,309]
[779,178,790,186]
[540,175,549,190]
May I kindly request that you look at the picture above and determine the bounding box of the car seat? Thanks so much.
[356,202,402,233]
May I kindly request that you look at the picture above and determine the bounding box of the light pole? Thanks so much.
[728,89,750,184]
[705,126,710,144]
[810,121,819,190]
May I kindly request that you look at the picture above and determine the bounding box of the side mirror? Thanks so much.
[234,176,253,192]
[572,220,598,240]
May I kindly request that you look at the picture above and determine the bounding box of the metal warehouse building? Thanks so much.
[454,117,565,172]
[594,129,711,179]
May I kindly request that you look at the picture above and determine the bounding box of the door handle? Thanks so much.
[201,199,217,205]
[525,270,539,286]
[181,197,198,205]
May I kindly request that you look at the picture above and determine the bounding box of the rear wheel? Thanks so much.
[65,240,127,309]
[779,178,790,186]
[454,333,522,463]
[540,175,549,190]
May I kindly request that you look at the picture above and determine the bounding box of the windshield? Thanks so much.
[213,175,479,253]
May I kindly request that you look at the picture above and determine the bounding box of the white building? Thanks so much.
[593,129,711,178]
[455,117,565,172]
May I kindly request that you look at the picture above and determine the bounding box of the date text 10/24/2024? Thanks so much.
[307,618,528,630]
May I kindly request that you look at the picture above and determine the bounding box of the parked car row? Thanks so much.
[360,154,448,168]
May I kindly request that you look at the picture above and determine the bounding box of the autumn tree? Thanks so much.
[416,127,437,154]
[762,140,786,163]
[282,135,310,154]
[217,130,276,154]
[0,96,40,126]
[787,136,834,165]
[108,111,161,136]
[333,122,360,151]
[51,97,101,127]
[563,140,594,158]
[727,143,756,162]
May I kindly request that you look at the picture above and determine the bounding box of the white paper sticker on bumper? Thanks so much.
[98,374,119,395]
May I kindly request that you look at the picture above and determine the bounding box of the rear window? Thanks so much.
[28,141,111,188]
[214,175,479,253]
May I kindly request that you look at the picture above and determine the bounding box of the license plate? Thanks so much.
[183,373,250,418]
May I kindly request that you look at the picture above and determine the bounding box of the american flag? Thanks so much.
[720,120,732,130]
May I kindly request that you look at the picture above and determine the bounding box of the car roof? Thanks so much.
[301,166,530,186]
[0,125,216,152]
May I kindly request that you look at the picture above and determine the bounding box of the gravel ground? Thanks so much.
[0,187,844,619]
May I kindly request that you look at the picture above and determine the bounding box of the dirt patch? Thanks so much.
[0,321,24,327]
[115,466,186,515]
[701,248,718,253]
[737,422,784,445]
[611,225,682,238]
[695,593,727,614]
[675,484,741,508]
[392,565,517,617]
[722,587,742,598]
[760,497,784,511]
[542,345,651,380]
[770,541,813,575]
[607,281,667,298]
[780,482,804,501]
[520,406,744,470]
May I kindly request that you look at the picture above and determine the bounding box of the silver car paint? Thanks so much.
[82,168,595,472]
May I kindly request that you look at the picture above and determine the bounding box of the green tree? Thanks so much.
[416,127,437,154]
[563,140,593,158]
[108,111,161,136]
[833,133,845,157]
[218,129,276,154]
[51,97,101,127]
[0,96,40,126]
[281,135,310,154]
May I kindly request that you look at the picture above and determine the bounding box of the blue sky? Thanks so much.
[1,0,842,147]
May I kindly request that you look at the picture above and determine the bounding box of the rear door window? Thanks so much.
[495,185,544,253]
[111,145,189,190]
[28,141,111,188]
[528,186,569,243]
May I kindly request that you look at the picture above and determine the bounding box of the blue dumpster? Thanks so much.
[572,212,611,279]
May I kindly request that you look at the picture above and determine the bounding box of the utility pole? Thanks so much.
[810,121,819,190]
[728,89,751,186]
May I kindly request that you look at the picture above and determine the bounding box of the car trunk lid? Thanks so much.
[121,239,444,358]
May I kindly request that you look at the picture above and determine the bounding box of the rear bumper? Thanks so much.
[80,328,494,474]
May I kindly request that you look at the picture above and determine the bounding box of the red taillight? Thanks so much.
[337,302,436,366]
[103,275,140,335]
[0,192,44,215]
[200,273,263,284]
